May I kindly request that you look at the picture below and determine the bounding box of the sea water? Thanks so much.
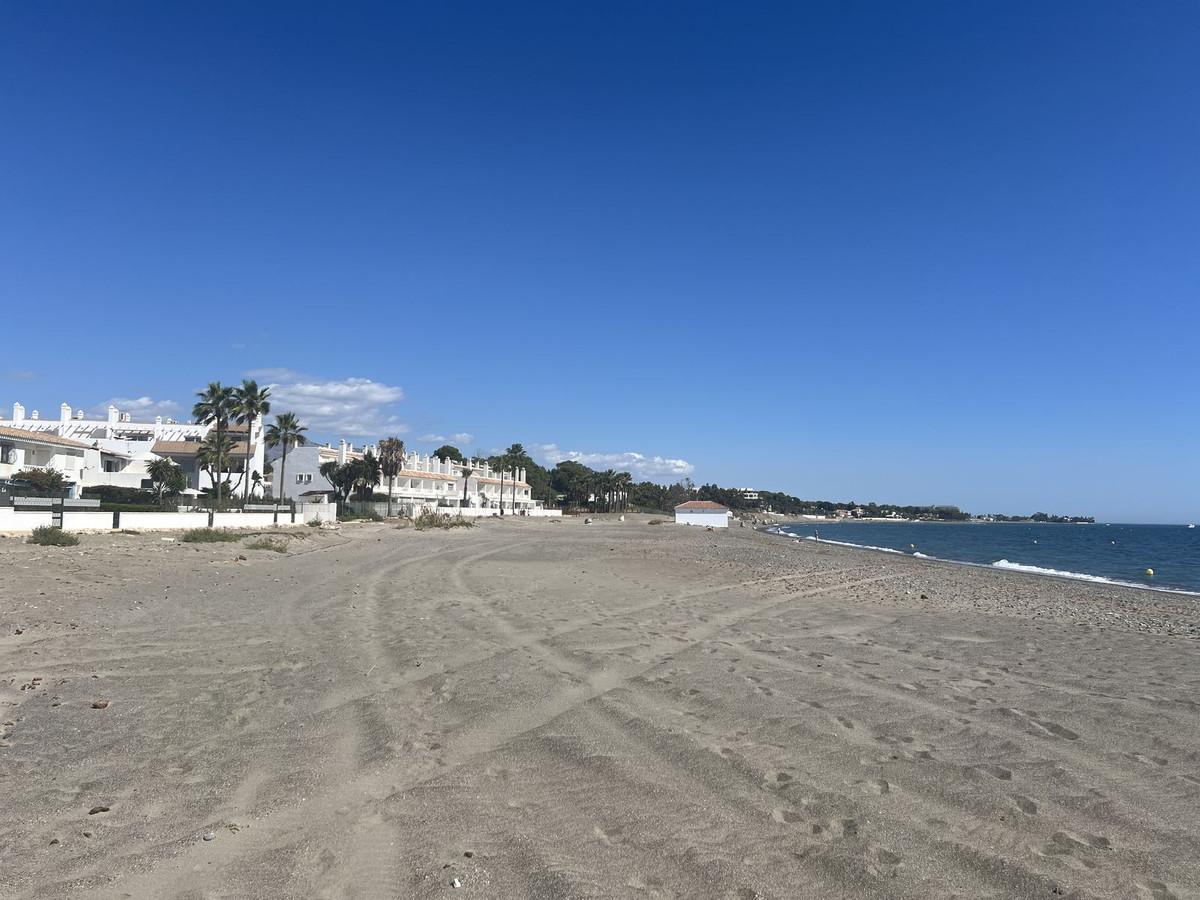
[772,521,1200,595]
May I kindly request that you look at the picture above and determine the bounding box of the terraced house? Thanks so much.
[0,401,265,495]
[269,442,537,513]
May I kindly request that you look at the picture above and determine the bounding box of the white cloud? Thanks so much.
[249,371,407,438]
[93,396,182,417]
[4,369,38,381]
[530,443,695,481]
[420,432,475,445]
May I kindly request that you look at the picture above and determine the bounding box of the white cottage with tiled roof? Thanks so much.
[674,499,731,527]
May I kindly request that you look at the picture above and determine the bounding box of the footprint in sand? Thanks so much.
[1142,881,1178,900]
[869,846,902,866]
[1012,795,1038,815]
[978,765,1013,781]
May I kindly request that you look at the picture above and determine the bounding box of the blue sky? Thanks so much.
[2,2,1197,522]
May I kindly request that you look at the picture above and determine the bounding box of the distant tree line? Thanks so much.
[430,443,1096,520]
[986,512,1095,524]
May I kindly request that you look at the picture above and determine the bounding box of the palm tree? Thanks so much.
[233,379,271,505]
[505,444,526,512]
[460,462,475,508]
[193,382,236,510]
[377,437,405,517]
[264,412,308,522]
[197,431,236,502]
[354,451,382,501]
[320,460,344,500]
[616,471,632,512]
[497,459,506,515]
[602,469,618,512]
[147,456,184,504]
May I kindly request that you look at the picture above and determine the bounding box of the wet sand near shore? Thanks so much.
[2,516,1199,899]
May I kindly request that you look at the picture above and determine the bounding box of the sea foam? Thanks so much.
[805,536,902,554]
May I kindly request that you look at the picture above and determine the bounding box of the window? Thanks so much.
[296,473,313,483]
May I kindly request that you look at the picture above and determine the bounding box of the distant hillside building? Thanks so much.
[674,499,730,528]
[737,487,761,506]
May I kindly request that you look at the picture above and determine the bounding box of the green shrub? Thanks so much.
[27,526,80,546]
[342,509,383,522]
[244,537,289,553]
[308,517,322,527]
[82,485,155,505]
[180,528,241,543]
[414,510,475,530]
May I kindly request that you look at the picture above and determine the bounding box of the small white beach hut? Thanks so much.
[674,500,730,528]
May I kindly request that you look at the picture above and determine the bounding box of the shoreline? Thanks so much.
[758,523,1200,599]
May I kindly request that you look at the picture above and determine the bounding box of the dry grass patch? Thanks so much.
[27,526,80,546]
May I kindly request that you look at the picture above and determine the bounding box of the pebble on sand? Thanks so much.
[88,806,110,815]
[202,831,215,841]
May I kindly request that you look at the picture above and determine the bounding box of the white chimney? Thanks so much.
[60,402,71,423]
[74,408,84,419]
[30,409,39,420]
[107,405,119,426]
[11,402,23,423]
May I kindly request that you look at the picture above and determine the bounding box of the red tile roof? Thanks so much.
[674,500,729,510]
[153,440,254,456]
[0,425,93,450]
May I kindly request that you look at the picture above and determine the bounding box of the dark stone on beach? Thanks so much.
[463,851,473,858]
[82,831,92,838]
[13,628,22,635]
[920,594,928,599]
[91,700,110,709]
[88,806,110,815]
[49,839,59,846]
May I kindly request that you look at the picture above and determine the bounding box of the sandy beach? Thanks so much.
[2,516,1199,899]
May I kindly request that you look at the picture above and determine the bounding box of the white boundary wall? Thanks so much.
[0,502,336,534]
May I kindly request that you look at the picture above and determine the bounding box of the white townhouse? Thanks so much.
[0,425,97,496]
[0,401,266,495]
[269,442,538,513]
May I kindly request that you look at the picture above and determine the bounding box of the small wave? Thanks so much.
[804,536,902,554]
[990,559,1158,591]
[912,552,932,558]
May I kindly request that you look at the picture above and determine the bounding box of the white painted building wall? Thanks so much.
[674,509,730,528]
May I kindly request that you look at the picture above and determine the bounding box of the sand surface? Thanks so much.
[2,516,1199,899]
